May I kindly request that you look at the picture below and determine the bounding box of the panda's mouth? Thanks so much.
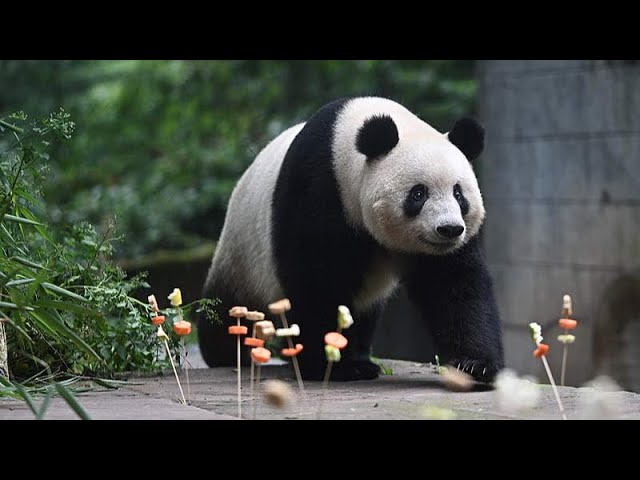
[418,234,458,251]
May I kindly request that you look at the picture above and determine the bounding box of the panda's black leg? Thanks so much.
[284,303,335,381]
[403,238,504,383]
[285,301,381,381]
[330,303,384,380]
[197,282,251,368]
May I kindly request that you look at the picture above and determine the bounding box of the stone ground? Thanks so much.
[2,351,640,419]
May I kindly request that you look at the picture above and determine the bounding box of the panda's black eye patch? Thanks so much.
[454,183,469,216]
[404,184,428,218]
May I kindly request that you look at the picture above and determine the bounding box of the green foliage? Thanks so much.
[0,375,91,420]
[1,112,218,379]
[0,60,476,259]
[372,356,394,376]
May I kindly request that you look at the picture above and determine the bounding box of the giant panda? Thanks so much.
[199,96,504,382]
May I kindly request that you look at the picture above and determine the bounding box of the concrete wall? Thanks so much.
[478,60,640,389]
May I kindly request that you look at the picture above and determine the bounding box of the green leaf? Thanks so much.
[55,383,91,420]
[12,256,45,270]
[26,268,49,302]
[5,278,36,287]
[0,300,34,311]
[2,213,43,226]
[0,119,24,134]
[14,383,38,416]
[30,309,101,361]
[0,313,33,341]
[36,299,101,318]
[91,378,121,389]
[36,393,52,420]
[12,207,56,246]
[41,282,89,302]
[26,311,60,337]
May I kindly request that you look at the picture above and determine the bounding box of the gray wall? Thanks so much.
[478,60,640,390]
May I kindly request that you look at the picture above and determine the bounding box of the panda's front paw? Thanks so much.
[298,358,380,381]
[447,358,501,384]
[330,360,381,381]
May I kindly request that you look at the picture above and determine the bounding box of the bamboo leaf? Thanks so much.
[90,378,119,389]
[27,311,60,337]
[36,299,101,318]
[0,301,34,311]
[2,213,42,226]
[5,278,35,287]
[55,383,91,420]
[0,312,32,341]
[12,207,56,246]
[12,256,45,270]
[0,119,24,134]
[41,282,88,302]
[30,309,101,361]
[26,268,49,302]
[14,383,38,416]
[36,393,52,420]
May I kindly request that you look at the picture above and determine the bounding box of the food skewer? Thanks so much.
[243,311,266,418]
[317,305,354,419]
[168,288,192,403]
[557,294,577,387]
[228,306,249,418]
[529,322,566,420]
[250,320,276,418]
[148,294,186,405]
[158,324,186,405]
[269,299,305,397]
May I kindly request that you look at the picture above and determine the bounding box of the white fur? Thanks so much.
[208,97,486,312]
[332,97,485,255]
[205,123,305,303]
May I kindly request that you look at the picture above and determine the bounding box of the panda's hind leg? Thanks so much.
[197,280,251,368]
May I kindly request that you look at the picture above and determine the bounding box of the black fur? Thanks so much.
[402,235,504,382]
[200,97,504,384]
[454,184,470,216]
[448,118,485,161]
[198,274,259,368]
[356,114,399,159]
[403,184,429,218]
[272,97,384,380]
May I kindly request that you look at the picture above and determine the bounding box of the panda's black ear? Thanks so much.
[356,114,399,159]
[447,117,485,161]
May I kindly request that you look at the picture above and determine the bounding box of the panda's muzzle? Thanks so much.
[417,233,458,250]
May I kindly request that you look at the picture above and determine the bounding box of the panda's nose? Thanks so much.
[436,224,465,239]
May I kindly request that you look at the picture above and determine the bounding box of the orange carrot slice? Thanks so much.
[151,315,165,326]
[251,347,271,363]
[324,332,348,350]
[281,344,304,357]
[558,318,577,330]
[228,325,248,335]
[244,337,264,347]
[173,320,192,336]
[533,343,549,357]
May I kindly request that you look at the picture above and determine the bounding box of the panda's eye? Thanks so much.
[410,184,428,203]
[404,184,428,218]
[453,184,462,200]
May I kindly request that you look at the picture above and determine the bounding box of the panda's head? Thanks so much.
[355,114,486,255]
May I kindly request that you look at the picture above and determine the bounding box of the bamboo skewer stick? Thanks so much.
[157,326,186,405]
[228,306,249,418]
[557,294,576,387]
[317,305,353,420]
[529,322,566,420]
